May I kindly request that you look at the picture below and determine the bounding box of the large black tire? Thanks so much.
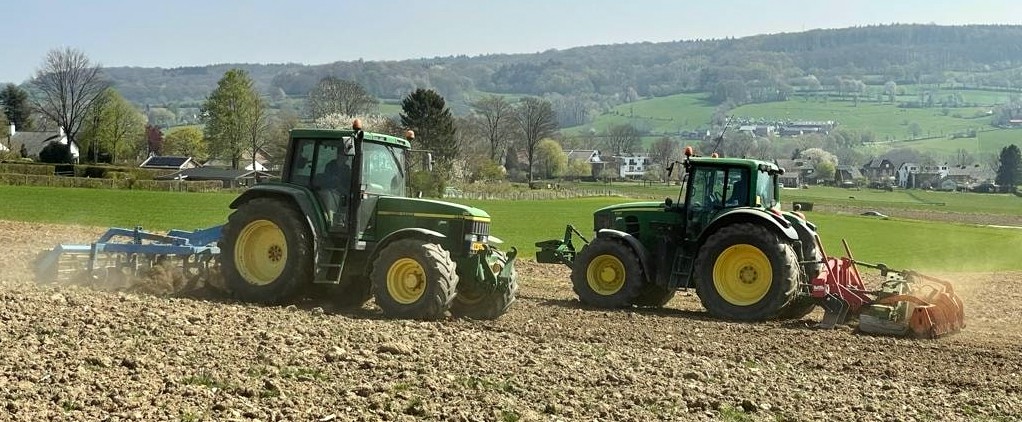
[630,284,676,308]
[777,237,823,319]
[449,251,517,320]
[371,238,457,320]
[694,223,799,321]
[571,238,644,308]
[222,197,313,305]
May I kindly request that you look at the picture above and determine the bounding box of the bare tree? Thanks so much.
[30,48,109,145]
[470,95,514,162]
[647,136,680,169]
[307,77,378,119]
[514,97,558,182]
[603,124,640,155]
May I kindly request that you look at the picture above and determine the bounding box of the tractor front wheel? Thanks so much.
[222,198,313,305]
[571,238,644,308]
[371,238,457,320]
[695,223,799,321]
[450,251,517,320]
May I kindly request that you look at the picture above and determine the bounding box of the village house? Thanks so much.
[612,153,652,179]
[860,157,897,184]
[5,124,79,163]
[565,149,605,178]
[774,158,815,187]
[835,165,864,187]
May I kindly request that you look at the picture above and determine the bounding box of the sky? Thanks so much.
[2,0,1021,83]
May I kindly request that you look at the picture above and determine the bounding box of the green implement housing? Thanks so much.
[221,126,517,320]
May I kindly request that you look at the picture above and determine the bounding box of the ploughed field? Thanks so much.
[1,220,1020,421]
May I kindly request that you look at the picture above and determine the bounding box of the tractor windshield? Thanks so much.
[361,141,406,197]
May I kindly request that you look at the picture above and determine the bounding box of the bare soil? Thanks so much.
[1,220,1020,421]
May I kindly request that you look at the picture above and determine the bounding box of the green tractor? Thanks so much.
[221,123,517,320]
[536,148,821,321]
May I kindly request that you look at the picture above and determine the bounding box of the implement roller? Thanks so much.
[35,225,222,292]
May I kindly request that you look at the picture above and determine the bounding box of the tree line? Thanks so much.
[13,24,1018,133]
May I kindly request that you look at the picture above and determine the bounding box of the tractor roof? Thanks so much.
[289,128,411,149]
[688,156,778,170]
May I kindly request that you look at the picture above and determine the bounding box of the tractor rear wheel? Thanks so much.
[695,223,799,321]
[571,238,644,308]
[222,198,313,305]
[450,251,517,319]
[777,238,823,319]
[371,238,457,320]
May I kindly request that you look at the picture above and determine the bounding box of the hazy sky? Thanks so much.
[3,0,1020,83]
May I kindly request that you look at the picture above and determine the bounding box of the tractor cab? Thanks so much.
[670,151,783,243]
[282,126,411,233]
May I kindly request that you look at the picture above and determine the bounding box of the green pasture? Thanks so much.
[2,186,1019,272]
[893,127,1022,156]
[561,93,713,137]
[732,101,989,142]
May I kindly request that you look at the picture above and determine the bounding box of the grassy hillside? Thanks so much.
[569,87,1020,158]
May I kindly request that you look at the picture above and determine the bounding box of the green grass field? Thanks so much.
[733,100,989,142]
[3,185,1020,272]
[895,127,1022,157]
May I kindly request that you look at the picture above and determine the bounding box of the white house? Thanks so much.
[613,153,651,178]
[7,124,79,162]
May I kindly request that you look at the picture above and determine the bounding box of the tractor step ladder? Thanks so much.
[314,236,349,284]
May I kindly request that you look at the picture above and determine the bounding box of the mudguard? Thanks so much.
[699,208,799,245]
[229,183,327,237]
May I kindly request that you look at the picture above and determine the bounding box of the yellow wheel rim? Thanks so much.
[713,244,772,306]
[586,255,626,296]
[234,220,287,286]
[386,258,426,304]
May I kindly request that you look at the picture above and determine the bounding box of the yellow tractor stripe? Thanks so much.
[377,211,490,222]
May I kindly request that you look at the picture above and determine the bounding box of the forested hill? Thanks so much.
[104,24,1022,108]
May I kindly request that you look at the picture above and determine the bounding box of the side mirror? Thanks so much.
[342,137,356,156]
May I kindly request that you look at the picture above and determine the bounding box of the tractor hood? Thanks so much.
[374,196,491,222]
[595,201,664,214]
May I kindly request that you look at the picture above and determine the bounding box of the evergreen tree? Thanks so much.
[400,89,458,176]
[0,84,33,130]
[995,144,1021,191]
[201,69,263,169]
